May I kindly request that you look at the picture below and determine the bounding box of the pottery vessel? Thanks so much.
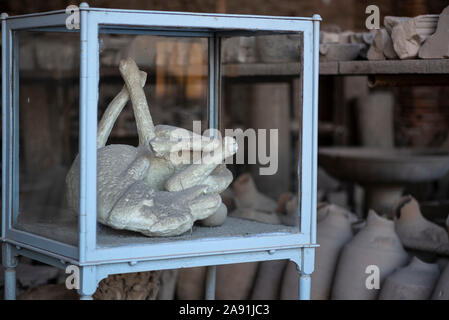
[256,34,301,62]
[176,267,206,300]
[379,257,440,300]
[280,260,299,300]
[319,43,363,62]
[230,173,281,224]
[319,147,449,216]
[391,15,439,59]
[229,208,281,225]
[312,205,354,300]
[251,260,287,300]
[432,263,449,300]
[419,6,449,59]
[216,262,259,299]
[232,173,278,212]
[446,214,449,233]
[332,210,408,300]
[394,195,449,255]
[157,269,179,300]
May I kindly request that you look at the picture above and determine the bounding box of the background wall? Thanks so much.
[0,0,418,31]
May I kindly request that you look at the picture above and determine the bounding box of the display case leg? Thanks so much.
[205,265,216,300]
[2,243,18,300]
[4,267,17,300]
[298,247,315,300]
[299,273,311,300]
[77,266,97,300]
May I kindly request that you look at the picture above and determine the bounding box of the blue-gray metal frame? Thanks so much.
[1,4,320,300]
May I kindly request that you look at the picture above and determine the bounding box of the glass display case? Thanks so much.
[1,4,320,299]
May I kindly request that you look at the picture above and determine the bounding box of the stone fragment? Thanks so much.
[319,43,363,61]
[320,31,340,44]
[222,36,257,63]
[349,31,375,59]
[391,15,439,59]
[367,29,397,60]
[419,6,449,59]
[384,16,411,34]
[256,34,301,62]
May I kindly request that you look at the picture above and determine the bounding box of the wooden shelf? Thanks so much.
[11,59,449,82]
[320,59,449,76]
[222,59,449,77]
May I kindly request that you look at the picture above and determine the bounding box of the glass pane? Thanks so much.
[96,33,211,245]
[222,33,303,232]
[13,30,80,246]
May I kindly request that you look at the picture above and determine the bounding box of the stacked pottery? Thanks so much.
[157,269,179,300]
[332,210,408,300]
[394,196,449,255]
[176,267,206,300]
[379,257,440,300]
[216,173,280,299]
[279,204,356,300]
[251,260,288,300]
[276,193,300,227]
[256,34,301,62]
[280,260,299,300]
[216,262,259,300]
[230,173,281,224]
[312,204,354,300]
[432,264,449,300]
[446,214,449,233]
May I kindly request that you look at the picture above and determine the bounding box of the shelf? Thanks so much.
[222,59,449,77]
[15,215,297,248]
[321,59,449,76]
[223,62,301,78]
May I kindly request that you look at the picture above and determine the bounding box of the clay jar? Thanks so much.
[280,260,299,300]
[251,260,287,300]
[312,204,354,300]
[433,263,449,300]
[379,257,440,300]
[332,210,408,300]
[395,195,449,255]
[157,269,179,300]
[232,173,277,212]
[230,173,280,224]
[176,267,206,300]
[216,262,259,299]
